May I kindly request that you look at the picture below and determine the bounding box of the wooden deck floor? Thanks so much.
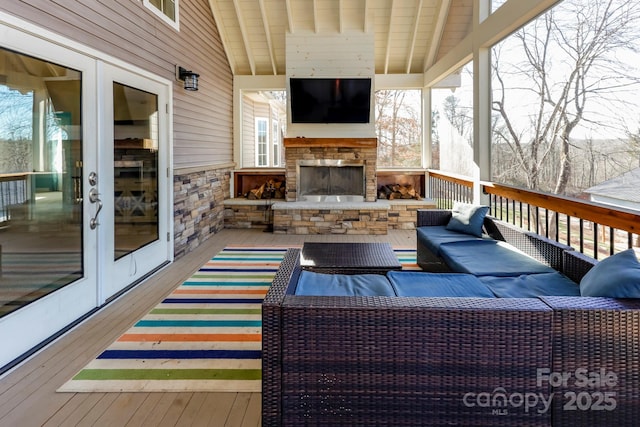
[0,228,416,426]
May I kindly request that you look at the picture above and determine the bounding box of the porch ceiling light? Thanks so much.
[176,66,199,91]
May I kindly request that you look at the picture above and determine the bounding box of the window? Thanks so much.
[272,119,280,166]
[255,118,268,167]
[375,89,422,168]
[241,91,286,168]
[143,0,179,30]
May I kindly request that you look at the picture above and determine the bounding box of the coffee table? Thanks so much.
[299,242,402,274]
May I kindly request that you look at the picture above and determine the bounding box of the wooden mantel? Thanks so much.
[283,137,377,148]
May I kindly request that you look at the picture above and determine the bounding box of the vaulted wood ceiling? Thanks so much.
[208,0,474,76]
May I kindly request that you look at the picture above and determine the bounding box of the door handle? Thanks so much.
[89,187,102,230]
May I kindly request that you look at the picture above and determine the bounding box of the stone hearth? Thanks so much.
[271,199,390,235]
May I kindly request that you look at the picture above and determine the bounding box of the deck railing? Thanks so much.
[427,170,473,209]
[0,173,28,227]
[427,170,640,260]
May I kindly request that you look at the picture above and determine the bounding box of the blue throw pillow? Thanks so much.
[580,249,640,297]
[445,202,490,237]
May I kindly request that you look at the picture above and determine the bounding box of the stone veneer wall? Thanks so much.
[387,200,438,230]
[284,142,378,202]
[173,164,232,259]
[224,199,275,229]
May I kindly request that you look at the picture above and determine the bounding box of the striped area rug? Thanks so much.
[57,246,417,393]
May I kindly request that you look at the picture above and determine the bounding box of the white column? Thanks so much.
[472,0,492,205]
[422,87,432,169]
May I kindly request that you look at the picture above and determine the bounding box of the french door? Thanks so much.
[98,64,171,301]
[0,22,172,368]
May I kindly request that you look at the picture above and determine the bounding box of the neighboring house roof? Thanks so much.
[585,167,640,204]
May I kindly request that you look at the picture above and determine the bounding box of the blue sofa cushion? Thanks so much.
[439,240,556,276]
[445,202,490,237]
[479,272,580,298]
[295,271,396,296]
[580,249,640,297]
[386,271,495,297]
[417,225,490,256]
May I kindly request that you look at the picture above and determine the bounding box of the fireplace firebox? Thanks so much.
[296,159,365,202]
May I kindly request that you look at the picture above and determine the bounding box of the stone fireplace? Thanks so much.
[226,137,437,234]
[283,137,378,202]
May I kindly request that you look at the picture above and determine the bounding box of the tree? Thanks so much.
[374,89,421,167]
[0,87,33,173]
[491,0,640,195]
[443,94,472,145]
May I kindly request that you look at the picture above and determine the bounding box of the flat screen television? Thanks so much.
[289,77,372,124]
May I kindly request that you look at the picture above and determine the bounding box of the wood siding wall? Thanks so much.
[1,0,233,170]
[242,95,257,168]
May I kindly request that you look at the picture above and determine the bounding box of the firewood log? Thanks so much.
[248,183,265,200]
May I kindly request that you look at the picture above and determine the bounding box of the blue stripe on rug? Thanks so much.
[97,349,261,359]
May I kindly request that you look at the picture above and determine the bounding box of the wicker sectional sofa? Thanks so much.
[262,209,640,426]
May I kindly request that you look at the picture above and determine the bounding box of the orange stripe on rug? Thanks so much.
[117,333,262,342]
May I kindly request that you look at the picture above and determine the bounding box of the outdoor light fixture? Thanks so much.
[176,66,199,91]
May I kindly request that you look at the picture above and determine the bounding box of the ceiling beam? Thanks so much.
[207,0,237,75]
[258,0,277,75]
[384,0,396,74]
[286,0,294,33]
[480,0,561,46]
[232,0,256,75]
[424,0,561,86]
[364,0,370,33]
[405,0,423,74]
[423,0,450,71]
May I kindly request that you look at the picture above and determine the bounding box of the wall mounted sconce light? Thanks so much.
[176,66,199,91]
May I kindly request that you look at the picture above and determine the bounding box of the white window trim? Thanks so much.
[255,117,269,167]
[272,118,280,167]
[143,0,180,31]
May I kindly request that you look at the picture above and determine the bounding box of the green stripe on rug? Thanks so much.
[73,368,261,381]
[134,320,262,327]
[181,281,269,286]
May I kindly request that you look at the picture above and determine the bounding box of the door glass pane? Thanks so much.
[113,83,159,260]
[0,48,83,318]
